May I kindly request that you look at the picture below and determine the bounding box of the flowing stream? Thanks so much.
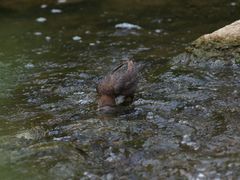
[0,0,239,179]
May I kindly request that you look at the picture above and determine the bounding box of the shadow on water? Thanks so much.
[0,0,240,179]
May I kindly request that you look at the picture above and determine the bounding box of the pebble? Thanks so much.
[72,36,82,41]
[25,63,34,69]
[51,9,62,14]
[45,36,51,41]
[58,0,67,3]
[230,2,237,6]
[41,4,47,8]
[36,17,47,23]
[34,32,42,36]
[115,22,142,30]
[155,29,162,33]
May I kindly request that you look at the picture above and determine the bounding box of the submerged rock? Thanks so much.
[115,22,142,30]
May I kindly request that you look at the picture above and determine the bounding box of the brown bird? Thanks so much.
[97,60,138,111]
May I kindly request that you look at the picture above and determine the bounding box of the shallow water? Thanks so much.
[0,0,240,179]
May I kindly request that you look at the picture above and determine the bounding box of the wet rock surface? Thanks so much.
[165,21,240,179]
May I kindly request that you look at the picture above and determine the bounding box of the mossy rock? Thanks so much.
[172,20,240,68]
